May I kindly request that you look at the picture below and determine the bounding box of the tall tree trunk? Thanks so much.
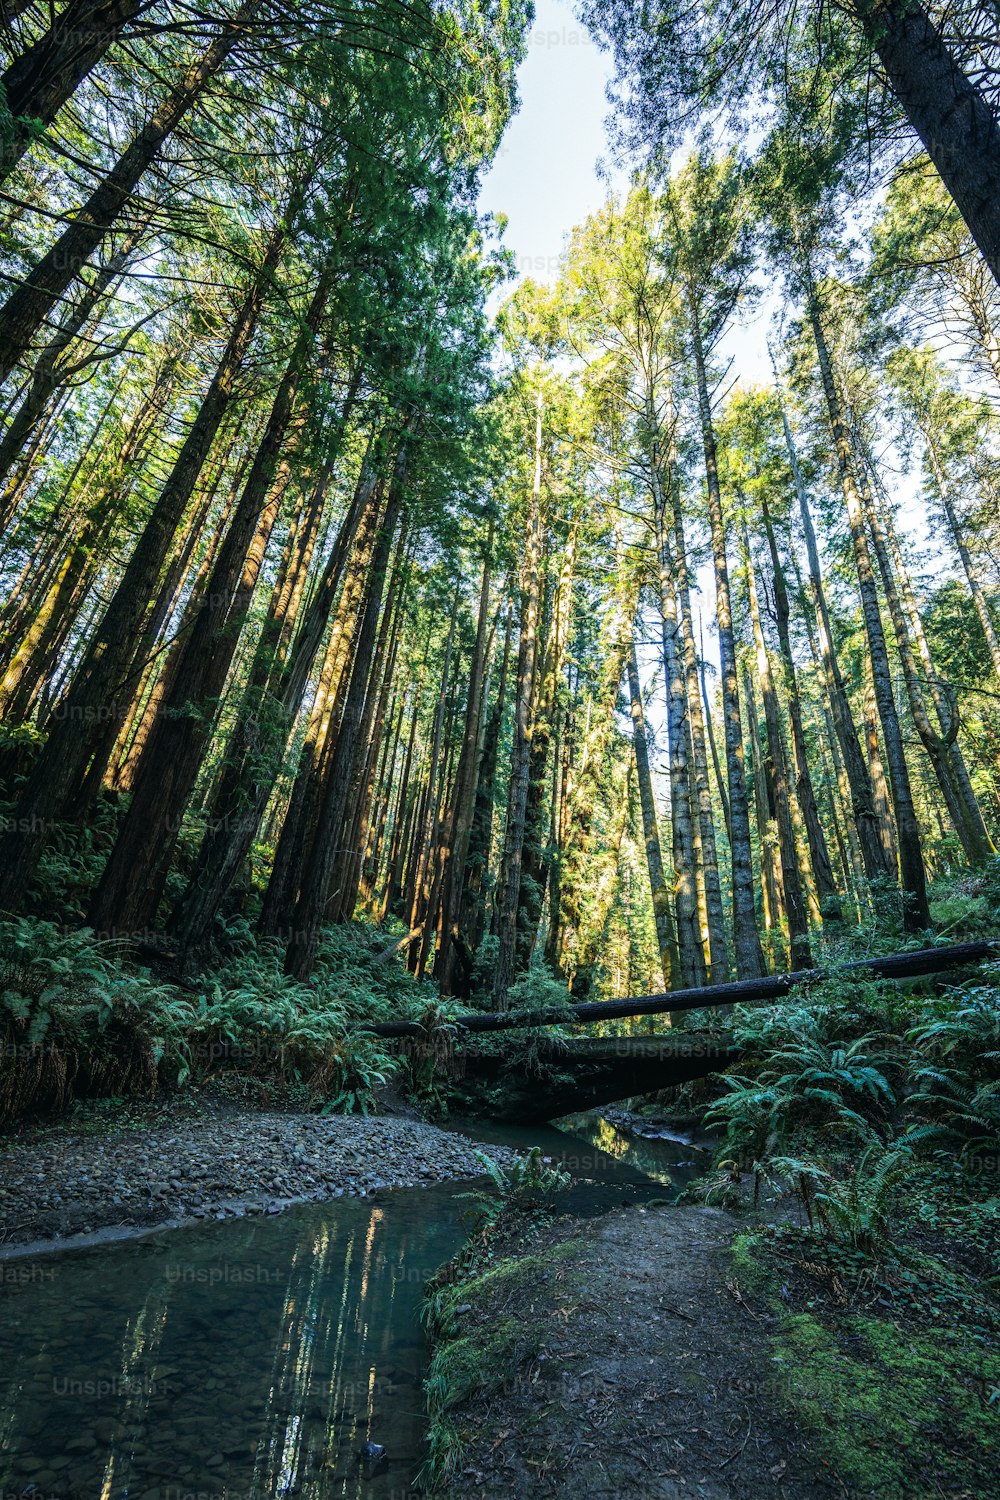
[0,0,260,380]
[922,424,1000,683]
[699,645,731,841]
[284,485,401,980]
[806,278,931,929]
[743,668,781,965]
[689,286,763,978]
[258,443,388,940]
[759,493,842,921]
[652,474,704,987]
[457,602,513,987]
[407,584,461,973]
[0,216,285,916]
[626,637,681,989]
[0,0,147,183]
[331,527,409,926]
[493,390,544,1009]
[742,525,812,967]
[91,265,330,931]
[849,0,1000,287]
[674,499,730,979]
[437,536,494,994]
[863,656,899,873]
[774,369,895,885]
[857,451,994,863]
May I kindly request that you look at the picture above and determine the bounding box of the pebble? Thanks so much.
[0,1109,518,1247]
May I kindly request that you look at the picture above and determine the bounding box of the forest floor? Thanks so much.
[0,1083,517,1251]
[427,1196,1000,1500]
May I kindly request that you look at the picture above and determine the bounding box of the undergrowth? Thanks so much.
[0,913,449,1125]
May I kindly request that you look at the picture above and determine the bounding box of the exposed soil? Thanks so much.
[434,1202,836,1500]
[431,1195,1000,1500]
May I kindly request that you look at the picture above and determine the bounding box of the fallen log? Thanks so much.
[362,940,996,1039]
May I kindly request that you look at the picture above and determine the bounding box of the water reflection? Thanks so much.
[554,1111,705,1192]
[0,1186,467,1498]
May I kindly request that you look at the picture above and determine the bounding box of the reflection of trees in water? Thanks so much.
[0,1191,466,1498]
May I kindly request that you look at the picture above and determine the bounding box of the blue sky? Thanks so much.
[478,0,617,286]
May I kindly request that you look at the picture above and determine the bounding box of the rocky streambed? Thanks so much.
[0,1102,518,1251]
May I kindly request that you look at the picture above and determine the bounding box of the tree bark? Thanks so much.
[851,0,1000,288]
[284,482,401,980]
[0,215,285,917]
[494,389,545,1009]
[774,370,895,884]
[0,0,259,381]
[742,526,812,967]
[652,471,704,987]
[436,535,494,994]
[0,0,148,183]
[689,285,764,978]
[626,636,681,989]
[759,492,842,920]
[674,498,730,979]
[806,281,931,929]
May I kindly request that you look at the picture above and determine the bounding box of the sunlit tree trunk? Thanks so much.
[0,1,261,380]
[0,0,147,184]
[742,525,812,967]
[759,492,841,922]
[806,279,930,929]
[650,448,703,986]
[849,0,1000,286]
[674,500,730,979]
[437,536,494,994]
[494,389,544,1009]
[776,369,897,895]
[921,425,1000,684]
[626,636,681,990]
[743,668,780,966]
[284,483,402,979]
[689,286,763,977]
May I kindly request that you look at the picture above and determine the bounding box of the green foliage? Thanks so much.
[0,918,183,1122]
[811,1143,917,1253]
[905,982,1000,1157]
[457,1145,571,1235]
[771,1310,1000,1497]
[0,915,418,1121]
[708,1008,896,1165]
[475,1144,571,1209]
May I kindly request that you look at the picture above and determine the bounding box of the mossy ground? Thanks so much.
[735,1224,1000,1499]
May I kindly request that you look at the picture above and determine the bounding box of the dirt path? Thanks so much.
[436,1204,847,1500]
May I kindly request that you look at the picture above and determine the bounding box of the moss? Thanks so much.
[425,1317,539,1416]
[730,1227,1000,1496]
[770,1309,1000,1497]
[729,1229,771,1297]
[433,1241,577,1330]
[420,1236,579,1491]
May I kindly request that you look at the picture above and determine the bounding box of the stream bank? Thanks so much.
[0,1090,520,1250]
[423,1178,1000,1499]
[0,1103,695,1498]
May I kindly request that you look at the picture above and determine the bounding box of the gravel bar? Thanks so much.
[0,1110,518,1251]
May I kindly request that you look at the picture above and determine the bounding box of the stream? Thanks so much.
[0,1110,704,1497]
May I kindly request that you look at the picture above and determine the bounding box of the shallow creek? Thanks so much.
[0,1111,701,1497]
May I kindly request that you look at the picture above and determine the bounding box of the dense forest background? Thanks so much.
[1,0,999,1095]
